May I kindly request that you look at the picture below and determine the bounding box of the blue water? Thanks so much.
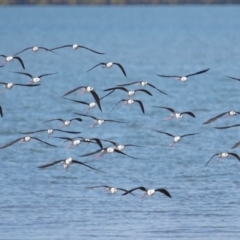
[1,5,240,239]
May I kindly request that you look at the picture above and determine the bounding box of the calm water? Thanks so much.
[1,5,240,240]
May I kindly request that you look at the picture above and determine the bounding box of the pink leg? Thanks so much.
[0,88,5,94]
[170,142,175,147]
[175,77,180,80]
[95,152,104,159]
[78,89,85,96]
[140,193,147,198]
[164,116,173,121]
[66,143,72,149]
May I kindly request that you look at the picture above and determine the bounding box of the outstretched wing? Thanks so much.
[38,160,63,168]
[113,63,127,77]
[31,137,57,147]
[87,63,105,73]
[203,112,228,124]
[205,153,218,167]
[155,188,172,198]
[186,68,210,77]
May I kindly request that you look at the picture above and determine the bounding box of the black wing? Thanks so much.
[0,137,22,149]
[181,111,196,118]
[14,83,40,87]
[225,75,240,81]
[113,63,127,77]
[13,56,25,69]
[156,74,180,78]
[104,119,127,123]
[135,89,152,96]
[152,106,175,113]
[19,129,47,134]
[214,124,240,129]
[134,100,145,114]
[14,47,32,55]
[43,118,64,123]
[79,149,102,157]
[90,91,102,112]
[72,160,99,170]
[50,45,73,51]
[71,118,83,122]
[73,112,97,120]
[76,45,105,54]
[231,141,240,149]
[63,86,86,97]
[146,83,167,95]
[86,185,110,189]
[203,112,228,124]
[205,153,218,167]
[0,105,2,117]
[228,152,240,161]
[114,149,138,159]
[11,71,33,78]
[181,131,203,138]
[104,86,128,92]
[38,160,63,168]
[122,186,147,196]
[38,72,57,78]
[31,137,57,147]
[110,99,125,112]
[117,81,139,87]
[185,68,210,77]
[64,97,89,105]
[155,188,172,198]
[87,63,106,73]
[151,129,175,138]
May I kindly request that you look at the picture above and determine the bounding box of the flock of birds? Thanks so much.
[1,44,240,200]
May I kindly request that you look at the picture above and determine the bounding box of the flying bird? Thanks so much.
[14,46,56,55]
[43,118,82,127]
[203,111,240,124]
[63,86,102,112]
[50,44,105,54]
[74,113,126,128]
[87,62,127,77]
[205,152,240,167]
[152,106,196,120]
[117,80,168,95]
[38,157,98,171]
[122,187,172,198]
[111,99,145,114]
[11,71,57,84]
[79,147,138,159]
[0,82,40,93]
[86,185,135,195]
[0,136,57,149]
[156,68,210,81]
[0,54,25,69]
[151,129,203,147]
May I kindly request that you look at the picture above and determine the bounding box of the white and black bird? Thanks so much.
[87,62,127,77]
[152,106,196,120]
[79,146,138,159]
[111,99,145,114]
[156,68,210,81]
[43,118,82,127]
[11,71,57,84]
[63,90,113,113]
[50,44,105,54]
[86,185,135,195]
[103,86,152,98]
[122,186,172,198]
[0,136,57,149]
[203,111,240,124]
[53,136,102,149]
[19,129,81,137]
[14,46,56,55]
[74,113,126,128]
[0,54,25,69]
[117,80,168,95]
[205,152,240,167]
[38,157,98,171]
[151,129,203,147]
[63,86,102,112]
[0,82,40,93]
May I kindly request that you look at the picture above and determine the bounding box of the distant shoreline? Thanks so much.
[1,0,240,5]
